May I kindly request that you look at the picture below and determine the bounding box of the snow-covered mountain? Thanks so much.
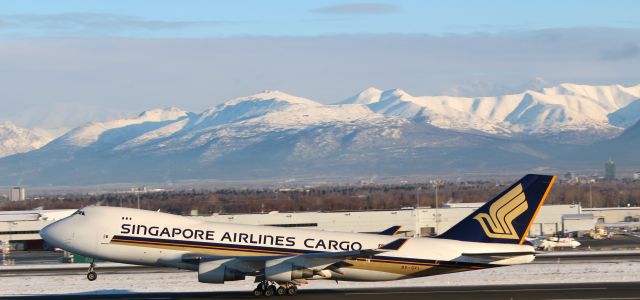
[0,83,638,185]
[343,83,640,141]
[71,91,398,160]
[52,107,188,148]
[0,122,52,158]
[337,87,383,105]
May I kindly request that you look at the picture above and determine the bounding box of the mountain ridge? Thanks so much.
[0,82,638,185]
[0,122,52,158]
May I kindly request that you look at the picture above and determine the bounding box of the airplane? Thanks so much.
[40,174,555,297]
[528,236,581,251]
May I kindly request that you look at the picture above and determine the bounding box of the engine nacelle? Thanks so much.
[198,260,245,284]
[265,260,315,282]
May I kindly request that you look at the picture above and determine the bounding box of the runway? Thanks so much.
[535,251,640,263]
[5,282,640,300]
[4,250,640,277]
[3,251,640,299]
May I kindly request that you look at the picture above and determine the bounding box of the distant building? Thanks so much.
[9,187,26,201]
[634,172,640,181]
[131,186,148,193]
[564,172,576,180]
[604,158,616,181]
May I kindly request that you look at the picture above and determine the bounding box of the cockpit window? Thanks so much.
[72,209,85,216]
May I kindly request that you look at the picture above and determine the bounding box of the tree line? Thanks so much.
[1,180,639,215]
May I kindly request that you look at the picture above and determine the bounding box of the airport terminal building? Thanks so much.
[196,203,595,237]
[0,210,74,251]
[5,203,639,251]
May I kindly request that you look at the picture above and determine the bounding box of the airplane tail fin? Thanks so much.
[378,226,402,236]
[436,174,556,244]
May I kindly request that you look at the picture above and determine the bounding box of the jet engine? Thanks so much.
[198,259,245,284]
[265,260,318,282]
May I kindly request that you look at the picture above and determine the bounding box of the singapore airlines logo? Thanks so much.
[473,184,527,239]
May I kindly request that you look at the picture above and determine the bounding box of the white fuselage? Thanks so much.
[41,206,535,282]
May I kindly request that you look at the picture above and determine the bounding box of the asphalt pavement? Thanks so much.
[4,282,640,300]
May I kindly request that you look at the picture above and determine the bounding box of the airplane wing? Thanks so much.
[279,238,408,270]
[183,238,408,274]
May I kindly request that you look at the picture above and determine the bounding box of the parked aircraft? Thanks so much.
[528,236,581,250]
[40,174,555,297]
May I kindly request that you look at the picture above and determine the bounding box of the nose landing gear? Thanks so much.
[86,259,97,281]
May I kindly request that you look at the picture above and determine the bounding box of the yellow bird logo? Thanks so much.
[473,184,527,239]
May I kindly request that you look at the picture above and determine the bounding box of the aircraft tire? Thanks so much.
[87,271,97,281]
[276,286,286,296]
[252,288,263,297]
[286,285,297,296]
[264,285,275,297]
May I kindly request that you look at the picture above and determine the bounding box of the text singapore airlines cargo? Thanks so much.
[40,174,556,297]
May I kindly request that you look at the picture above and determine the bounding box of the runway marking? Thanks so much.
[346,287,607,295]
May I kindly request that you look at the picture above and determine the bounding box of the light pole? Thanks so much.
[430,179,444,235]
[589,180,593,208]
[415,186,421,237]
[135,188,141,209]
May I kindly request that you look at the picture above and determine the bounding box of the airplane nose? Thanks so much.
[40,222,56,244]
[40,221,69,249]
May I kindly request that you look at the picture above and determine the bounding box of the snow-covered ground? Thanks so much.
[2,261,639,296]
[536,249,640,257]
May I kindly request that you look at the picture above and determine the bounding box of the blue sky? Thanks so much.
[1,1,640,130]
[1,0,640,38]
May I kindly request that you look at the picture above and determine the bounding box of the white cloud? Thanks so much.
[0,28,639,129]
[600,42,640,61]
[0,13,221,35]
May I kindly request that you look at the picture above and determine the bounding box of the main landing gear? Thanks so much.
[252,281,297,297]
[86,259,97,281]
